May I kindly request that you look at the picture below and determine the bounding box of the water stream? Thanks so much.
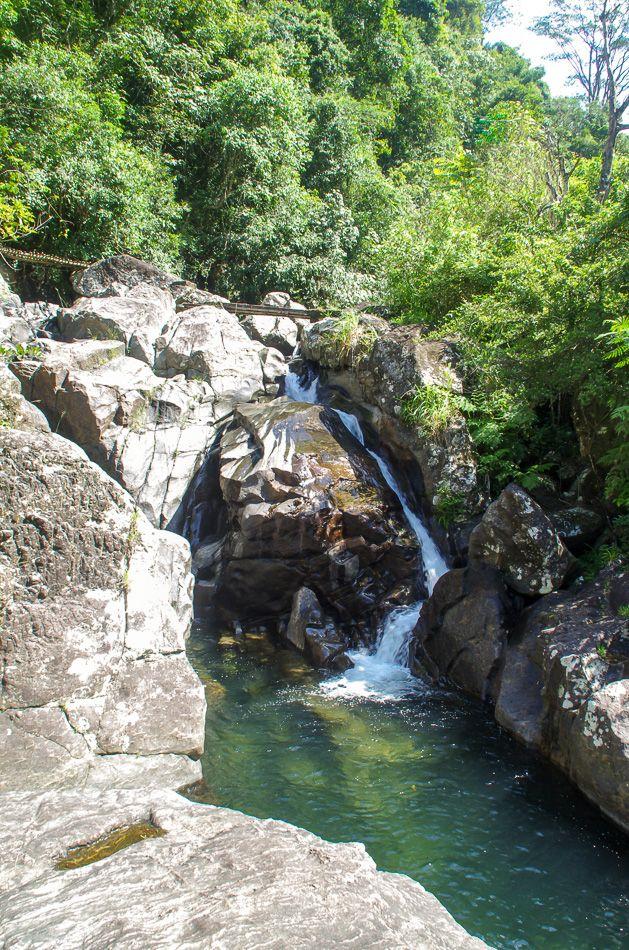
[186,361,629,948]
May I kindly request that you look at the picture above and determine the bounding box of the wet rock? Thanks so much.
[0,428,206,791]
[301,316,481,517]
[414,565,514,701]
[286,587,353,670]
[18,339,218,528]
[259,345,287,388]
[469,483,576,596]
[154,305,264,403]
[0,788,486,948]
[495,567,629,832]
[216,399,420,631]
[58,285,175,366]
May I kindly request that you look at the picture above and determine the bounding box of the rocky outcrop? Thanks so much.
[301,315,481,517]
[414,565,514,701]
[285,587,353,670]
[0,787,486,949]
[154,304,265,403]
[58,285,176,366]
[0,427,205,792]
[0,364,49,433]
[262,290,307,311]
[15,339,219,527]
[469,483,576,596]
[72,254,183,299]
[215,398,419,639]
[495,568,628,832]
[241,311,303,356]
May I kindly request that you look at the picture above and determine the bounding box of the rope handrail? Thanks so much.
[0,245,93,269]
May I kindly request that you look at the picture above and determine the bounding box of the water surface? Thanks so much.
[186,626,628,949]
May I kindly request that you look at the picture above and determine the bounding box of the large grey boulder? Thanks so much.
[58,284,175,365]
[16,339,219,528]
[72,254,182,299]
[0,428,205,791]
[414,565,514,701]
[241,311,301,356]
[469,483,576,596]
[154,305,265,404]
[495,568,628,832]
[0,788,486,949]
[262,290,307,311]
[215,399,420,639]
[301,316,481,518]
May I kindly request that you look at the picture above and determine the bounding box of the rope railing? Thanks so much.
[0,245,93,269]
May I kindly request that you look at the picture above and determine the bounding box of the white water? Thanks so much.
[283,366,448,700]
[284,362,319,402]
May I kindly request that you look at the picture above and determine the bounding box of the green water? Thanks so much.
[186,624,628,949]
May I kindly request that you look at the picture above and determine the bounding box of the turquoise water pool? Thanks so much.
[186,624,628,949]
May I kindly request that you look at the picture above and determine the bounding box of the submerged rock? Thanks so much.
[215,399,420,637]
[469,483,576,596]
[0,428,205,791]
[301,315,481,518]
[0,787,486,948]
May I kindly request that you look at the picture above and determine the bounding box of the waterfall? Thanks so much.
[284,362,448,699]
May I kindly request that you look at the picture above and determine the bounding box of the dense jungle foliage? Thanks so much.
[0,0,627,523]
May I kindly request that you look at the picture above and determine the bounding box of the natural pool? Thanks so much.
[186,624,628,950]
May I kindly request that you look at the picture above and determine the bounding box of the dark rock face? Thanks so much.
[301,316,482,517]
[495,568,629,832]
[215,399,420,637]
[414,565,514,701]
[286,587,354,670]
[548,505,605,554]
[469,483,576,596]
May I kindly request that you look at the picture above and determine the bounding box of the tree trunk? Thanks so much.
[597,108,618,201]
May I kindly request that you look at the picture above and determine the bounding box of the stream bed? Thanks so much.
[186,623,628,950]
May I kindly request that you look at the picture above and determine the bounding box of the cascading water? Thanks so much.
[283,360,448,700]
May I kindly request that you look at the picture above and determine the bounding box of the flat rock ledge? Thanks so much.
[0,788,486,950]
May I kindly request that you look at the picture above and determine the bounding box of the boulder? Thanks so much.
[262,290,307,311]
[0,364,49,432]
[174,286,230,311]
[215,399,420,634]
[301,316,481,517]
[414,565,513,701]
[495,568,629,831]
[548,505,605,553]
[286,587,353,671]
[0,788,486,949]
[241,311,301,356]
[0,271,20,308]
[17,339,219,528]
[58,285,175,366]
[72,254,181,298]
[154,305,264,405]
[469,483,576,596]
[0,428,206,791]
